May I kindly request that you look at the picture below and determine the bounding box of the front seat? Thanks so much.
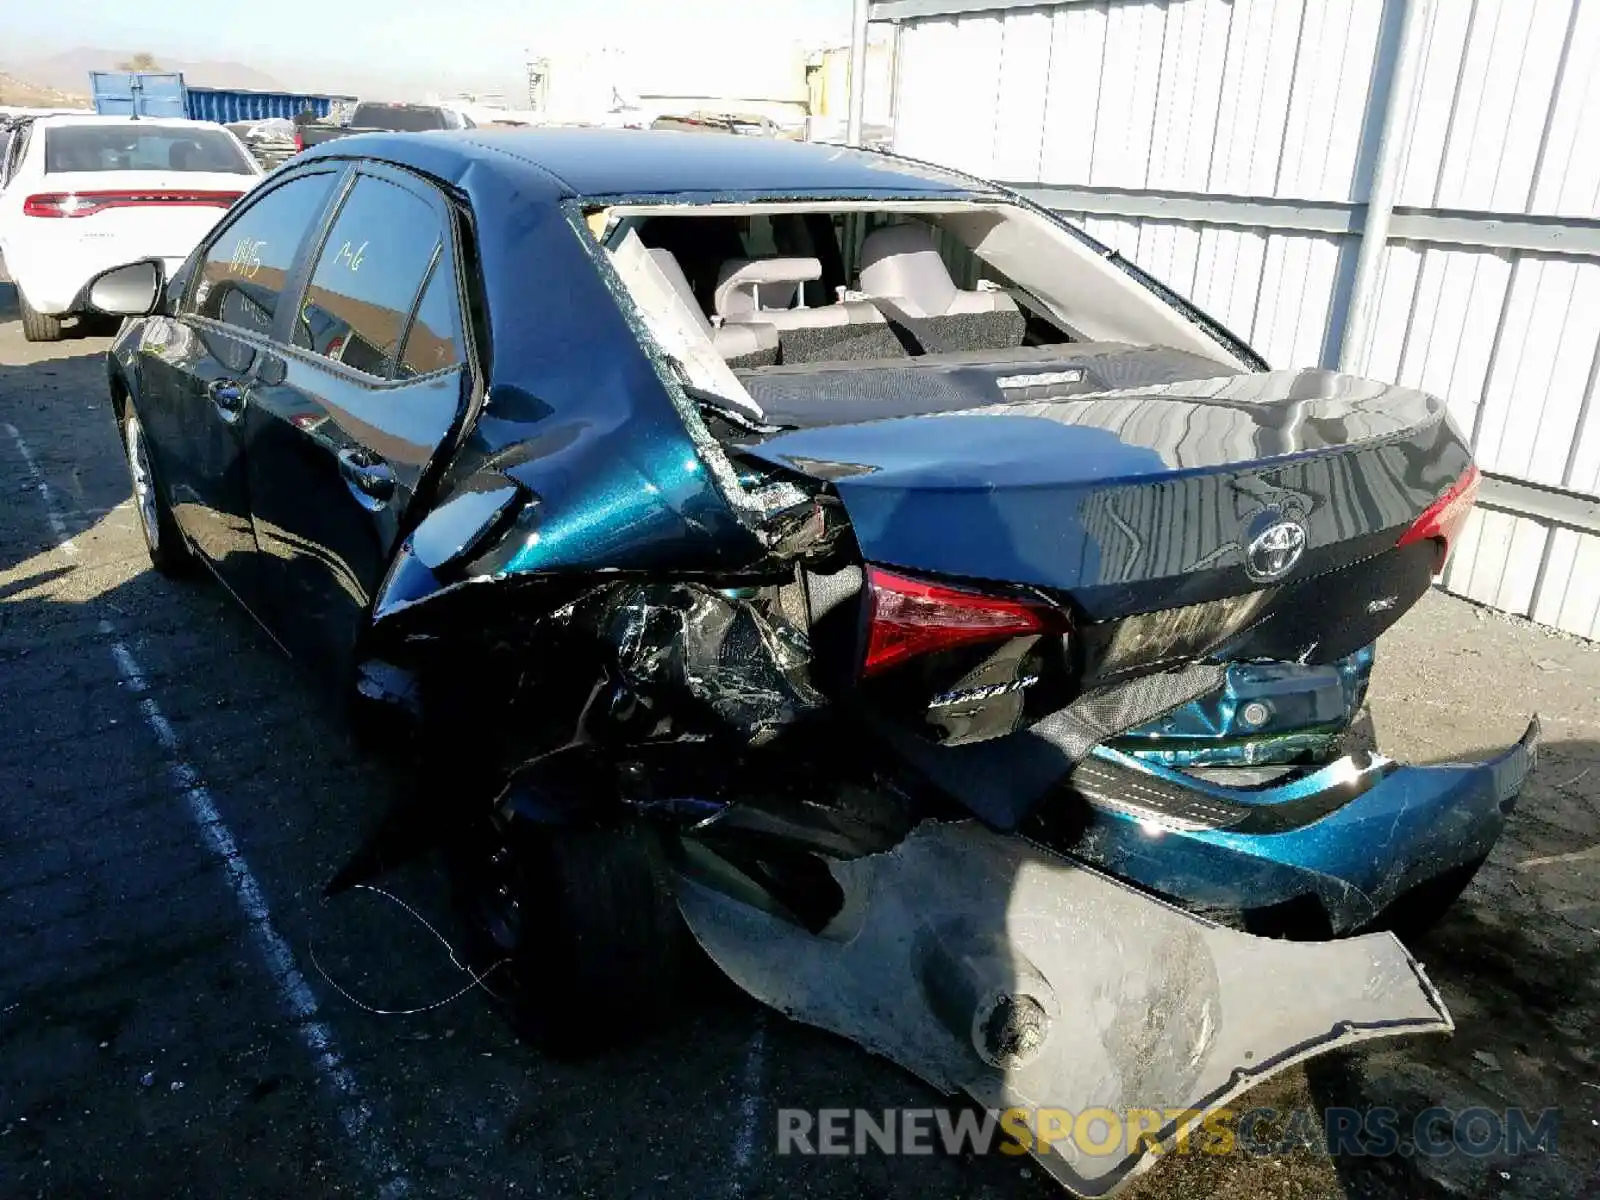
[857,223,1025,354]
[714,257,904,364]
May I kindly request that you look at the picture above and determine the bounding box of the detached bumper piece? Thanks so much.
[1064,718,1540,933]
[677,820,1453,1198]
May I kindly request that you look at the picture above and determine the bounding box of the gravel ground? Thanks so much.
[0,286,1595,1200]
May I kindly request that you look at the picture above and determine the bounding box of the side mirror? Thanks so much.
[85,259,166,317]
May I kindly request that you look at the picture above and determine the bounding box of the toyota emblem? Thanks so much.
[1245,519,1308,581]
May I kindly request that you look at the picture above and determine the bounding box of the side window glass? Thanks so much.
[395,260,462,379]
[295,175,442,379]
[191,172,338,336]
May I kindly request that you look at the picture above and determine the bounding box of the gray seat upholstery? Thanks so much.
[714,257,822,318]
[646,248,778,367]
[714,257,906,364]
[858,224,1026,354]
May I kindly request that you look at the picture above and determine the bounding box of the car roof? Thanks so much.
[29,114,234,132]
[301,127,992,202]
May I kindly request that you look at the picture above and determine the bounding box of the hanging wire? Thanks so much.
[310,883,509,1016]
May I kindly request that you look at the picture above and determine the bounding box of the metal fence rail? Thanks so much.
[1009,185,1600,259]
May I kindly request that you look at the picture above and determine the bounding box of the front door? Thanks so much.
[243,166,469,676]
[145,169,342,606]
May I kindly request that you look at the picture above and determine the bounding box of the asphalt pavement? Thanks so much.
[1,287,1596,1200]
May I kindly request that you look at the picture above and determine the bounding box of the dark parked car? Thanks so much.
[85,129,1535,1196]
[293,101,475,151]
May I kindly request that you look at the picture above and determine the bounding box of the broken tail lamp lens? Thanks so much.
[23,191,244,218]
[863,566,1070,677]
[1397,464,1481,573]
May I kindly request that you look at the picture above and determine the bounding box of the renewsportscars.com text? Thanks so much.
[777,1105,1560,1160]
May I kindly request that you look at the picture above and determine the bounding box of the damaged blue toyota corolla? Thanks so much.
[89,129,1536,1196]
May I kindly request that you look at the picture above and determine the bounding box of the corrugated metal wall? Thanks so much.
[886,0,1600,639]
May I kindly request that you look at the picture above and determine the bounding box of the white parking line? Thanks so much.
[5,420,409,1199]
[4,423,77,556]
[1518,844,1600,870]
[728,1018,766,1197]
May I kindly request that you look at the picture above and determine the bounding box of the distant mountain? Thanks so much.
[0,71,89,108]
[5,48,288,94]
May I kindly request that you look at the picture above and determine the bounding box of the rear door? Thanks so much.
[137,167,343,609]
[243,163,470,675]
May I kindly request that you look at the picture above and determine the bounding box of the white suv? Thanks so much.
[0,114,263,341]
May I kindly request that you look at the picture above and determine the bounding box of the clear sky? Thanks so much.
[4,0,858,101]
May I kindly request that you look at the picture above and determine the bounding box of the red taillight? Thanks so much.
[293,130,305,151]
[1398,464,1481,572]
[22,190,243,218]
[863,566,1069,677]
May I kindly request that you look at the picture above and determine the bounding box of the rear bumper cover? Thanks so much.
[6,244,188,314]
[1063,718,1539,932]
[674,718,1535,1196]
[678,819,1456,1198]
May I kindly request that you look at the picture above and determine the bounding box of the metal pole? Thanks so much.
[1338,0,1431,373]
[847,0,871,146]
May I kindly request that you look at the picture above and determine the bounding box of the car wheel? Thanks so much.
[123,409,193,576]
[451,810,696,1056]
[19,295,63,343]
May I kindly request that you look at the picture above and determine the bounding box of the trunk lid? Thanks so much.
[30,169,252,256]
[738,362,1472,621]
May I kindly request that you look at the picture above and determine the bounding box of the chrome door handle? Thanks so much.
[208,378,246,420]
[337,447,397,509]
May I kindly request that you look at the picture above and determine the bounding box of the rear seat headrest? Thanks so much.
[715,257,823,317]
[858,224,959,319]
[643,247,778,364]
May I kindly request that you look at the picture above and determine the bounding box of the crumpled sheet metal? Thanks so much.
[590,583,825,746]
[677,820,1453,1197]
[883,662,1228,830]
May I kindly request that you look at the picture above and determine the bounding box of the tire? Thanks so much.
[19,294,63,343]
[450,811,697,1057]
[122,409,194,577]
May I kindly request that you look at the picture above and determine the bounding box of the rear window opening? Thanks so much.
[45,125,256,175]
[596,199,1251,427]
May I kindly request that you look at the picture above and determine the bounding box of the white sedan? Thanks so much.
[0,114,263,341]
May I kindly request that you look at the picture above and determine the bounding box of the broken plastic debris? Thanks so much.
[678,819,1453,1197]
